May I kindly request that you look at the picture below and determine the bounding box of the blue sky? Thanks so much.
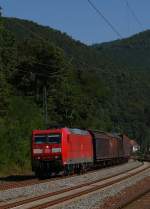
[0,0,149,45]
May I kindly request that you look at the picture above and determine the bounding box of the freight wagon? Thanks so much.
[90,131,131,165]
[31,127,132,177]
[89,131,127,166]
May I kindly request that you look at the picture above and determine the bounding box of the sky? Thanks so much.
[0,0,149,45]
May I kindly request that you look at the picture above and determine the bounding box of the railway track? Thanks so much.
[0,169,110,191]
[0,171,89,191]
[0,175,63,191]
[122,191,150,209]
[0,162,149,209]
[0,161,141,191]
[0,169,114,191]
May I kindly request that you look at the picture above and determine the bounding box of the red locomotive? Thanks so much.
[32,127,132,177]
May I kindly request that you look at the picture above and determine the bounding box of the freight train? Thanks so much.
[31,127,132,177]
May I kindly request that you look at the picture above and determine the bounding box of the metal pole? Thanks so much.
[43,85,48,128]
[0,6,2,17]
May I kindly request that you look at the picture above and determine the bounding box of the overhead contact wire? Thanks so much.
[124,0,143,29]
[87,0,123,39]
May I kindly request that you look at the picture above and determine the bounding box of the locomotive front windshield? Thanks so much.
[34,134,61,144]
[47,134,61,144]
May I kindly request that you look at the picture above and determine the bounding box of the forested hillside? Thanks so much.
[0,17,150,174]
[93,30,150,69]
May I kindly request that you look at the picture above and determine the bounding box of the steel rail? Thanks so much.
[1,163,149,209]
[0,162,141,191]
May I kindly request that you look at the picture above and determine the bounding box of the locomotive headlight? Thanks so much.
[33,149,43,154]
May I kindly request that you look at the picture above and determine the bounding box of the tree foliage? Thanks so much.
[0,17,150,174]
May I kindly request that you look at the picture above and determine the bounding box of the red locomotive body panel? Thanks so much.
[62,128,93,165]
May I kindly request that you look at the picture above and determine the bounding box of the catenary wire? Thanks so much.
[87,0,130,73]
[87,0,123,39]
[124,0,143,29]
[86,0,147,74]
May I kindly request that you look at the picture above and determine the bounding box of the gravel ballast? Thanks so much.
[100,177,150,209]
[52,167,150,209]
[0,161,142,201]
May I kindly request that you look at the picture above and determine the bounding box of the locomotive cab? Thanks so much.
[32,130,62,177]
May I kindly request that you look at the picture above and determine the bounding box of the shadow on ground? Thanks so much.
[0,174,35,182]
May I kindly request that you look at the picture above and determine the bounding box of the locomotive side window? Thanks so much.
[34,135,47,144]
[47,134,61,144]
